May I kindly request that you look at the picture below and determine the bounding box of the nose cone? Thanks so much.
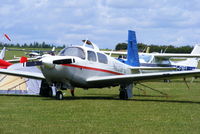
[41,56,55,69]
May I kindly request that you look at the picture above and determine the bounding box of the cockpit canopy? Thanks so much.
[139,54,153,63]
[59,47,85,59]
[59,47,108,64]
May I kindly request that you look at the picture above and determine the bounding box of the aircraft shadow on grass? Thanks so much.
[1,94,200,104]
[42,94,200,104]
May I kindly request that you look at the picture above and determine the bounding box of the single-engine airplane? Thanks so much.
[0,30,200,100]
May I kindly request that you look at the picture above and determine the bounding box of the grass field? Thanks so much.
[3,47,62,60]
[0,47,200,133]
[1,79,200,134]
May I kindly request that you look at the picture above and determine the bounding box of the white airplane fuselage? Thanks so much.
[40,46,134,89]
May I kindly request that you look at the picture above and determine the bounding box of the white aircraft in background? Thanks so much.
[139,45,200,71]
[0,31,200,100]
[10,47,56,58]
[103,38,200,71]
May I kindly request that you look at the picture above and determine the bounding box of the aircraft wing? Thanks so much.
[102,51,200,58]
[102,51,127,55]
[0,69,45,80]
[6,56,41,63]
[86,70,200,85]
[150,53,200,58]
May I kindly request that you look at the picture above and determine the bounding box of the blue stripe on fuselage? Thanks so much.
[140,63,196,71]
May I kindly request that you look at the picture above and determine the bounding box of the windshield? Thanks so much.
[59,47,85,59]
[139,54,152,63]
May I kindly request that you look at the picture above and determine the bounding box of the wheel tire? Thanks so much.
[56,91,63,100]
[119,90,128,100]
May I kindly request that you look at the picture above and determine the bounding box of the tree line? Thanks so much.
[0,41,194,53]
[115,43,193,53]
[0,42,65,48]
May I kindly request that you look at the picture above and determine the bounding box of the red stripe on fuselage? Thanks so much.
[62,64,123,75]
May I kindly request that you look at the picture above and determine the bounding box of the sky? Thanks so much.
[1,0,200,49]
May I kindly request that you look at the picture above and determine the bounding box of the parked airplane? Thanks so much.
[24,47,56,57]
[103,33,200,71]
[0,31,200,100]
[139,45,200,71]
[0,47,30,68]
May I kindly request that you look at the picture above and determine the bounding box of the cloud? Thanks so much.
[1,0,200,48]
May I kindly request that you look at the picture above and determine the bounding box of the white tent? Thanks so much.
[0,63,41,95]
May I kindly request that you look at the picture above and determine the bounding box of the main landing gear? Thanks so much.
[56,91,63,100]
[119,84,133,100]
[40,80,53,97]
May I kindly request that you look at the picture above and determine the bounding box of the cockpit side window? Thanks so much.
[97,52,108,64]
[87,50,97,62]
[59,47,85,59]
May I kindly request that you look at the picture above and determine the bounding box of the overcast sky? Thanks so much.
[1,0,200,48]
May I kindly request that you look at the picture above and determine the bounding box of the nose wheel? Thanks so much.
[56,91,63,100]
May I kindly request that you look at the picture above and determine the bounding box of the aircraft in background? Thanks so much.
[8,47,56,58]
[103,33,200,71]
[139,45,200,71]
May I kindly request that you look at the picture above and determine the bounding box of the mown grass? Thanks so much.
[1,47,200,133]
[0,79,200,134]
[3,47,62,60]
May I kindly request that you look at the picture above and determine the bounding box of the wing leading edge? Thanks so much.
[86,70,200,86]
[0,69,45,80]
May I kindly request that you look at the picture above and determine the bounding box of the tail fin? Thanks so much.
[51,47,55,52]
[187,44,200,68]
[0,47,6,60]
[146,47,150,53]
[177,44,200,68]
[125,30,140,66]
[191,44,200,54]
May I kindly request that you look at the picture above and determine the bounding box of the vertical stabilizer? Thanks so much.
[174,44,200,69]
[186,44,200,68]
[0,47,6,60]
[191,44,200,54]
[125,30,140,66]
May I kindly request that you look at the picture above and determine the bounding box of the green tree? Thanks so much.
[115,43,127,50]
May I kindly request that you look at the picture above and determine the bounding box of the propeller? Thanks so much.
[25,57,74,67]
[53,59,74,64]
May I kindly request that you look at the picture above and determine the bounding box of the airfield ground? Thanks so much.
[0,48,200,134]
[1,80,200,134]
